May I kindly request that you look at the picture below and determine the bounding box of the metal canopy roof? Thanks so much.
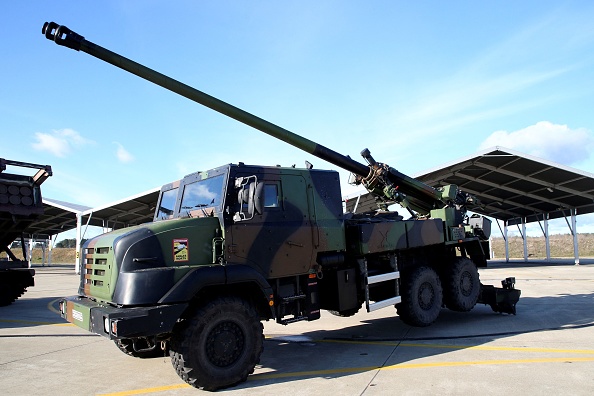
[80,187,160,230]
[414,146,594,225]
[22,188,160,240]
[23,198,91,239]
[22,146,594,240]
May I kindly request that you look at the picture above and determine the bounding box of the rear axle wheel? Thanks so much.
[397,266,443,327]
[442,257,480,312]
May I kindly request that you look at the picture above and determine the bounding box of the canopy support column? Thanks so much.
[28,238,33,268]
[75,212,82,274]
[563,208,580,265]
[516,219,527,262]
[504,221,509,262]
[545,214,551,260]
[536,213,551,260]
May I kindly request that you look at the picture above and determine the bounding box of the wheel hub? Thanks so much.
[460,271,473,297]
[418,282,435,310]
[205,321,244,367]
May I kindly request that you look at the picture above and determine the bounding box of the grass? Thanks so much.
[8,247,76,264]
[490,233,594,259]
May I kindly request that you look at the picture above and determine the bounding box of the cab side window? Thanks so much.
[264,184,279,208]
[156,187,178,220]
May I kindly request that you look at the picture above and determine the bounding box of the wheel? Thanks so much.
[114,337,164,358]
[397,266,442,327]
[169,296,263,391]
[442,257,480,312]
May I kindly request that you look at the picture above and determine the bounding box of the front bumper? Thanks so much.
[59,296,187,339]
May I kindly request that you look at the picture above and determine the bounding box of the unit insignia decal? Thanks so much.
[173,238,189,262]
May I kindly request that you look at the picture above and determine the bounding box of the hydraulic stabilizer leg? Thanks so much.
[478,277,521,315]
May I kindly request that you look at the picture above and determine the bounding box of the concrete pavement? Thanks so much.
[1,261,593,395]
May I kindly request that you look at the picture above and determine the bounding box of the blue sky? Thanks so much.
[2,1,594,239]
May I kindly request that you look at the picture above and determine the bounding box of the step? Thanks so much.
[279,315,308,325]
[367,271,400,285]
[368,296,402,312]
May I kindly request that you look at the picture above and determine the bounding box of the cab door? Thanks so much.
[228,173,315,278]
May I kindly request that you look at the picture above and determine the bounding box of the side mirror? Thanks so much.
[253,182,264,215]
[233,176,263,222]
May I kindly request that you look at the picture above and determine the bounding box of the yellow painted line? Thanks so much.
[47,298,61,315]
[320,339,594,355]
[384,356,594,371]
[98,356,594,395]
[401,342,594,355]
[97,384,190,396]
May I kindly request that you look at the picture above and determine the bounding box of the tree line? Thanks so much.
[55,238,88,248]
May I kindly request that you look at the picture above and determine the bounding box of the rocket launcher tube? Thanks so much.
[42,22,444,214]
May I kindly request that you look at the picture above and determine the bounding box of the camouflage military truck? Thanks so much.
[44,22,520,390]
[0,158,52,306]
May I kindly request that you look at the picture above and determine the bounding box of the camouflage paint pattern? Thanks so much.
[82,216,222,304]
[346,218,445,256]
[228,165,345,278]
[79,163,346,304]
[64,298,93,331]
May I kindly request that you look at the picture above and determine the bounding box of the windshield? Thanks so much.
[180,174,225,214]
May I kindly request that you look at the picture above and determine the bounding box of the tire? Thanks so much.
[169,297,263,391]
[397,266,442,327]
[114,337,164,358]
[442,257,480,312]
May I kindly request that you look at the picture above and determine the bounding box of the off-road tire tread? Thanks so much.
[442,257,480,312]
[397,266,443,327]
[169,296,263,391]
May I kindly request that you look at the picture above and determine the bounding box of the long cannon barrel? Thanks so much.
[42,22,443,212]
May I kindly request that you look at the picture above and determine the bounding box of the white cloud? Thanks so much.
[479,121,594,165]
[31,129,93,157]
[114,142,135,163]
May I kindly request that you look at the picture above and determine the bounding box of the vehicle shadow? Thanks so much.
[488,258,594,269]
[235,291,594,390]
[0,295,69,329]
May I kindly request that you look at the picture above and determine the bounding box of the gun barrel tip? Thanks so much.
[42,21,59,38]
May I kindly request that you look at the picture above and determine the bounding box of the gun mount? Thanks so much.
[0,158,52,305]
[42,22,478,218]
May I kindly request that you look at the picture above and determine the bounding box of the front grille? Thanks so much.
[82,245,114,301]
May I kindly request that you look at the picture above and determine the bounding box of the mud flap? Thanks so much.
[478,277,521,315]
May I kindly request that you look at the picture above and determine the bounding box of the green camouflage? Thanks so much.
[81,163,346,304]
[346,218,444,256]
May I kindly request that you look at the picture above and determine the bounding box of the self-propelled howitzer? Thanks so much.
[43,21,520,392]
[42,21,451,216]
